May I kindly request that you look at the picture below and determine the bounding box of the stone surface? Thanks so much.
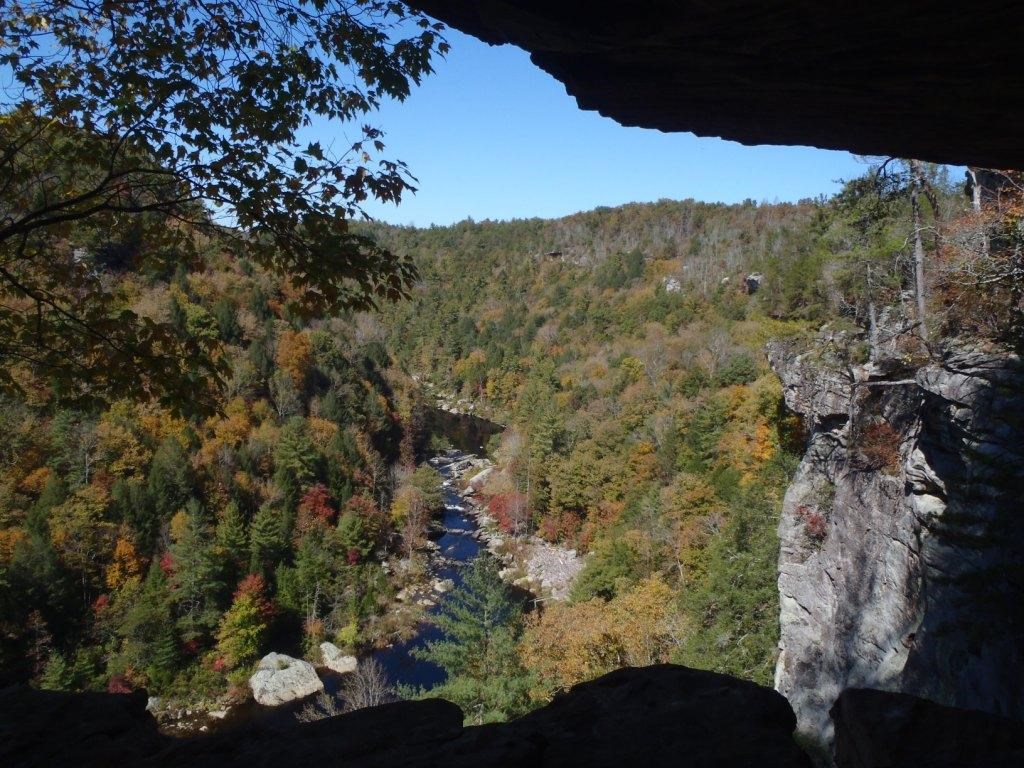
[2,665,814,767]
[832,688,1024,768]
[319,642,358,675]
[769,340,1024,750]
[248,653,324,706]
[0,685,162,768]
[407,2,1023,168]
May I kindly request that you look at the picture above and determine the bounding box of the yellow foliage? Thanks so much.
[607,576,679,666]
[49,484,115,577]
[106,535,144,590]
[251,398,275,424]
[96,402,153,478]
[136,403,190,448]
[169,509,190,543]
[520,599,619,700]
[0,527,27,563]
[553,391,575,410]
[308,417,339,451]
[521,575,680,701]
[619,356,645,384]
[18,466,51,495]
[197,397,251,467]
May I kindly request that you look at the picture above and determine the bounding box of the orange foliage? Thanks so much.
[275,329,313,388]
[521,576,678,700]
[296,483,336,534]
[0,527,28,563]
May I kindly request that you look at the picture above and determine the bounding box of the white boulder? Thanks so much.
[319,642,358,674]
[249,652,324,706]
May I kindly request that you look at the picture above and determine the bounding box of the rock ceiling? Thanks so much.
[408,2,1023,168]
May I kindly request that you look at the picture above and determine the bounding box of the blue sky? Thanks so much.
[346,31,869,226]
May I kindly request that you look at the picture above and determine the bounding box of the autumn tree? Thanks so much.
[215,574,273,670]
[0,1,446,411]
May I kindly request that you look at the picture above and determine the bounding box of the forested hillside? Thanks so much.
[0,245,448,698]
[370,199,817,689]
[3,159,1019,721]
[369,164,1020,700]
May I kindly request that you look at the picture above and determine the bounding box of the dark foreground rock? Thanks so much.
[0,686,163,768]
[832,688,1024,768]
[2,665,812,768]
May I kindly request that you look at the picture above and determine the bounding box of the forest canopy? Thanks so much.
[0,1,446,413]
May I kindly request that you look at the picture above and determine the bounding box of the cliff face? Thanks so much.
[770,340,1024,747]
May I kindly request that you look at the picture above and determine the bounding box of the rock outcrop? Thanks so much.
[832,688,1024,768]
[406,2,1022,168]
[248,653,324,706]
[1,665,813,768]
[0,685,163,768]
[770,340,1024,750]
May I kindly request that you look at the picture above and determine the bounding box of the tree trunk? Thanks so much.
[967,167,990,257]
[867,264,879,362]
[910,161,929,342]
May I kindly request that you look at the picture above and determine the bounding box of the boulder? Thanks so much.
[465,465,494,491]
[832,688,1024,768]
[319,642,358,675]
[249,653,324,706]
[8,665,815,767]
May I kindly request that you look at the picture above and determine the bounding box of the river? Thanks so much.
[370,452,484,689]
[196,451,489,735]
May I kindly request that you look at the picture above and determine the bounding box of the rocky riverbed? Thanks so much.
[153,448,583,731]
[444,453,584,602]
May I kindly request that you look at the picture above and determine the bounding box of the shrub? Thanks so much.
[856,422,902,472]
[796,504,828,543]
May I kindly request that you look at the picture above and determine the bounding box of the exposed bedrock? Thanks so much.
[406,1,1024,168]
[1,665,812,768]
[832,688,1024,768]
[769,340,1024,750]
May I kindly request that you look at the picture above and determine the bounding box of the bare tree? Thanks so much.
[295,659,394,723]
[340,659,395,711]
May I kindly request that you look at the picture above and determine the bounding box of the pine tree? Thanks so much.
[215,501,249,574]
[39,650,74,691]
[26,474,67,537]
[169,499,226,643]
[249,504,287,578]
[412,554,533,724]
[147,437,194,523]
[110,478,158,553]
[118,561,178,691]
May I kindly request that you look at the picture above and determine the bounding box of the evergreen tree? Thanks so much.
[110,479,157,553]
[39,650,74,691]
[215,501,249,575]
[26,474,67,537]
[249,504,287,578]
[412,554,533,724]
[169,499,226,643]
[148,437,194,523]
[118,561,178,691]
[213,298,241,344]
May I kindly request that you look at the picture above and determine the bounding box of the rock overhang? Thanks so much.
[407,1,1024,168]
